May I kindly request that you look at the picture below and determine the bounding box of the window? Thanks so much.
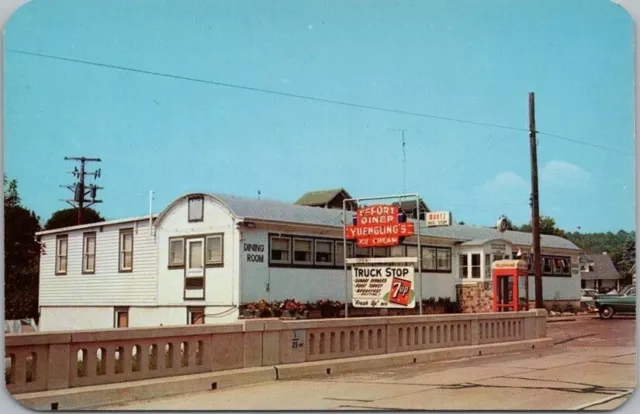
[82,232,96,274]
[552,258,563,274]
[459,254,468,278]
[205,235,223,265]
[407,245,419,270]
[270,236,291,264]
[119,229,134,272]
[293,238,313,264]
[335,241,354,266]
[543,257,552,274]
[422,247,437,270]
[484,254,491,278]
[355,246,370,258]
[188,196,204,222]
[169,238,185,267]
[188,240,204,269]
[185,277,204,289]
[471,254,481,278]
[114,308,129,328]
[372,247,387,258]
[389,246,405,257]
[55,235,68,275]
[315,240,334,265]
[562,259,571,275]
[419,247,451,272]
[188,307,205,325]
[436,249,451,271]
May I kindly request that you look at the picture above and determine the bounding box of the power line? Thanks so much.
[7,48,634,156]
[6,49,528,132]
[537,131,633,156]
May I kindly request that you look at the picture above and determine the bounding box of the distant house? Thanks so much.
[391,198,430,220]
[295,188,357,211]
[580,253,623,290]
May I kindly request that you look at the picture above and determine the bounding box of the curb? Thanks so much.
[546,317,576,323]
[12,338,552,410]
[11,367,277,411]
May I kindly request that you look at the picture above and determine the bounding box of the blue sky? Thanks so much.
[3,0,635,233]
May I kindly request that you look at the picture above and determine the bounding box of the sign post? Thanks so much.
[342,194,422,316]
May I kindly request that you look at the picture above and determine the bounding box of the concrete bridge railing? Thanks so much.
[5,310,547,395]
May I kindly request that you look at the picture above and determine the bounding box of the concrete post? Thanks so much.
[46,344,71,390]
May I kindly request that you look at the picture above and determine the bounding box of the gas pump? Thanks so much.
[491,260,528,312]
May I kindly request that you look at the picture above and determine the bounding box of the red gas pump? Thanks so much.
[491,260,528,312]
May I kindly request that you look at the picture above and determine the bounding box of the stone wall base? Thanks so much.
[456,282,580,313]
[456,282,493,313]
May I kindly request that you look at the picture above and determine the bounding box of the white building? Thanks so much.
[36,191,583,331]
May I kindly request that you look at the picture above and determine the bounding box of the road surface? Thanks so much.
[98,315,637,411]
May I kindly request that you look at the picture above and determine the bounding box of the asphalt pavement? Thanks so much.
[98,315,637,411]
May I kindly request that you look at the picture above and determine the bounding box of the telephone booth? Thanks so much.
[491,260,528,312]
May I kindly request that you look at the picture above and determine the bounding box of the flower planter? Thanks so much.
[258,309,273,318]
[281,310,296,319]
[321,308,339,318]
[243,310,256,318]
[308,310,322,319]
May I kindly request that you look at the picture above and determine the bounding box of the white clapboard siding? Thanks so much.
[39,220,158,306]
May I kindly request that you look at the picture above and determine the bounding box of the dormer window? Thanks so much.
[188,196,204,222]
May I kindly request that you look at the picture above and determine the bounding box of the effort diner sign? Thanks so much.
[345,204,414,247]
[352,265,416,308]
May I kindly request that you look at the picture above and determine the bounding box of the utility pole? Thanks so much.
[529,93,543,309]
[61,157,103,225]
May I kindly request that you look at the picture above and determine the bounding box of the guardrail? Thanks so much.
[5,310,547,394]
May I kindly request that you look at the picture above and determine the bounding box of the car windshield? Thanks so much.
[618,285,633,296]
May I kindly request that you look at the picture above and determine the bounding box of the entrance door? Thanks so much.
[186,239,205,277]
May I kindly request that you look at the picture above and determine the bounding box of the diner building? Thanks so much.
[35,190,582,331]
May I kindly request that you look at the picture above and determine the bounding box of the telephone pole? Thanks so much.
[529,93,543,309]
[60,157,103,225]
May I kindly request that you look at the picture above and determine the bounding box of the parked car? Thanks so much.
[580,289,598,311]
[594,285,636,319]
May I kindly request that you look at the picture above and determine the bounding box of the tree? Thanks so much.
[44,207,105,230]
[4,175,42,320]
[517,215,565,237]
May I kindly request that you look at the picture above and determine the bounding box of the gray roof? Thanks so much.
[294,188,351,206]
[209,193,581,251]
[581,254,622,280]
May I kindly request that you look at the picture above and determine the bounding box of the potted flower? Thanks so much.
[243,303,257,318]
[280,298,302,319]
[296,301,310,319]
[316,298,340,318]
[422,297,437,314]
[307,301,322,319]
[271,300,283,317]
[256,299,273,318]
